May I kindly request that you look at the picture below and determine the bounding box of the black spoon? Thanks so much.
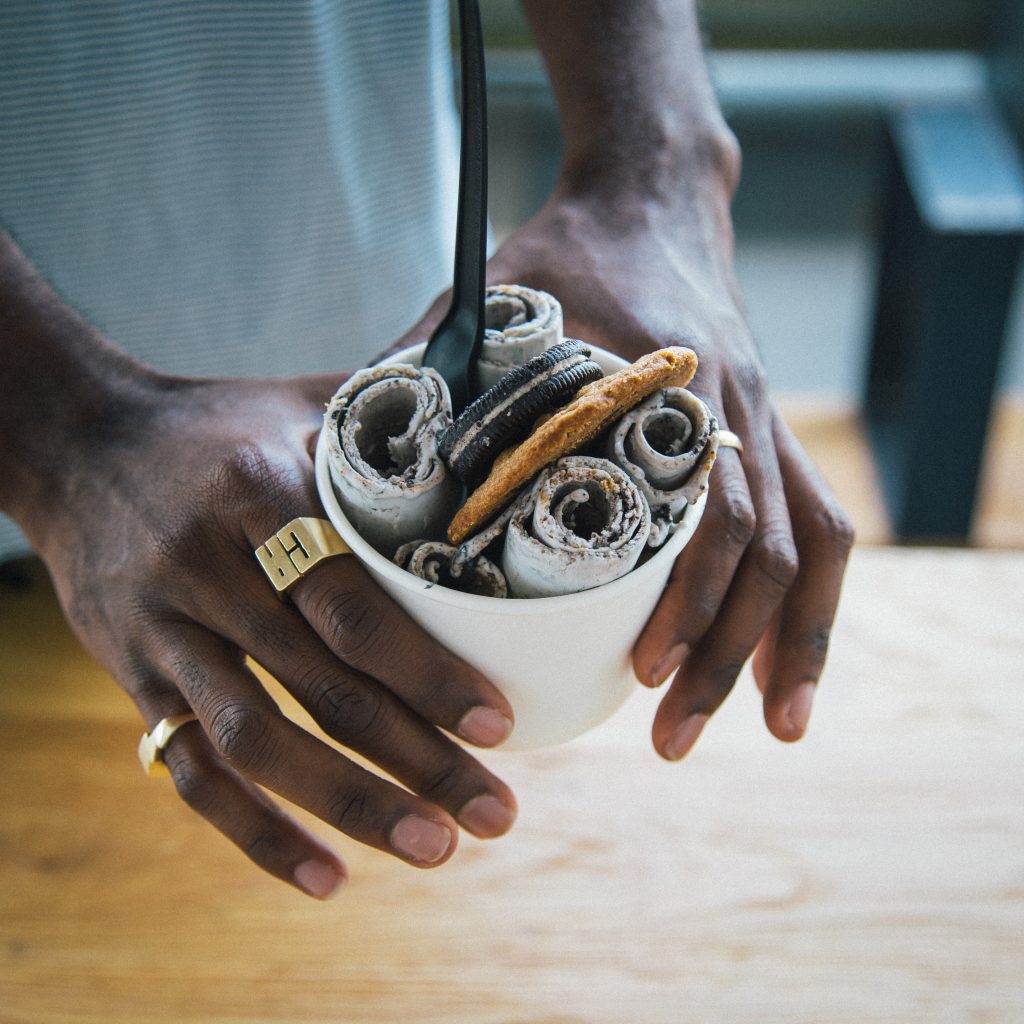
[421,0,488,416]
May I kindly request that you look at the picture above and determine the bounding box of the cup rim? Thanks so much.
[314,342,708,614]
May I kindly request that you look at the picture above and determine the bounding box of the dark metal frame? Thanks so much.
[865,99,1024,540]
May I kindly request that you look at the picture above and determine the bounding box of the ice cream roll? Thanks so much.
[477,284,563,392]
[437,339,603,487]
[605,387,720,548]
[501,455,652,598]
[394,540,508,598]
[324,364,459,555]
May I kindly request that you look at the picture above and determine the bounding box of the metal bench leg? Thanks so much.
[865,100,1024,541]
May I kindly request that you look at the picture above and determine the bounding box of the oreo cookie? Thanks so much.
[438,339,603,486]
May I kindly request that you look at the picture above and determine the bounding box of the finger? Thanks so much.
[188,587,518,839]
[283,657,518,840]
[164,725,349,898]
[289,554,515,746]
[131,681,346,899]
[158,629,462,868]
[239,493,513,745]
[757,414,854,741]
[212,493,516,833]
[652,411,798,760]
[633,438,755,688]
[751,604,779,696]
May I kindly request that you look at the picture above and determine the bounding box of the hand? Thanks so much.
[25,370,517,897]
[481,186,854,759]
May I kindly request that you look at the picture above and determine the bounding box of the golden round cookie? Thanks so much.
[447,346,699,544]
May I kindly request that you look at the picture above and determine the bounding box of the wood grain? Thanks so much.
[778,398,892,545]
[1,549,1022,1024]
[974,395,1024,549]
[778,394,1024,549]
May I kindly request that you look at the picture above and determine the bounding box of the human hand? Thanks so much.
[480,185,854,760]
[22,371,517,897]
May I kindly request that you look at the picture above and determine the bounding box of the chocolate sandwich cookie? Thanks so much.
[437,339,603,486]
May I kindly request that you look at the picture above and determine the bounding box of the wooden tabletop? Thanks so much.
[1,547,1022,1024]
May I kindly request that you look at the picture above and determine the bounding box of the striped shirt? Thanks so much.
[0,0,460,558]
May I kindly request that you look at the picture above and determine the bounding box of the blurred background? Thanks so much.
[470,0,1024,548]
[0,0,1019,584]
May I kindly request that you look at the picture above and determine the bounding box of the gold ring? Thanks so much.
[718,429,744,455]
[138,713,198,777]
[254,516,352,596]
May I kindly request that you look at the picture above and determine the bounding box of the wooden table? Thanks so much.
[1,548,1022,1024]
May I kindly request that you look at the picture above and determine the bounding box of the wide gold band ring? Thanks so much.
[254,516,352,596]
[138,713,198,777]
[718,429,744,455]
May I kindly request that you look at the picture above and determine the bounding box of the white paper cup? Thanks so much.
[315,344,708,749]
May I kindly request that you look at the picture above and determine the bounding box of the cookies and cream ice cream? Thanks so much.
[324,363,458,555]
[501,455,651,598]
[323,285,719,598]
[605,387,720,548]
[476,284,564,391]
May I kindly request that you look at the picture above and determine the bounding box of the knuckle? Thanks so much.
[170,758,216,816]
[326,785,373,836]
[313,676,392,746]
[723,361,769,407]
[168,652,214,704]
[418,760,463,804]
[316,588,399,668]
[243,830,284,867]
[668,579,729,641]
[217,444,284,497]
[707,658,749,699]
[149,503,224,573]
[209,701,274,773]
[814,500,856,556]
[691,589,726,633]
[718,492,757,549]
[741,363,770,400]
[752,533,800,591]
[199,444,297,530]
[800,622,833,666]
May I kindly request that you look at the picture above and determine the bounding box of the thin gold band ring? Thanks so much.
[138,713,198,777]
[718,429,744,455]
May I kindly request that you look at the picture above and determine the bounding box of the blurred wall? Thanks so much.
[470,0,988,50]
[473,2,1024,398]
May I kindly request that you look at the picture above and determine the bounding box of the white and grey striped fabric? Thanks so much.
[0,0,461,559]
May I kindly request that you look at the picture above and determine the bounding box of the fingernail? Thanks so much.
[785,682,816,738]
[294,859,345,900]
[458,794,517,839]
[391,815,453,865]
[663,713,708,761]
[650,644,689,687]
[458,706,513,747]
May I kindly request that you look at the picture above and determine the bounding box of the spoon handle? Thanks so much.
[451,0,488,358]
[422,0,488,414]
